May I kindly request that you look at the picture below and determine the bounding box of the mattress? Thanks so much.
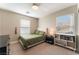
[19,34,44,49]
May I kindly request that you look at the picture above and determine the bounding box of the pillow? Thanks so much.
[33,30,44,35]
[31,30,37,34]
[38,31,44,35]
[35,31,40,34]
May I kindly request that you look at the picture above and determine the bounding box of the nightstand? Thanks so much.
[45,35,54,44]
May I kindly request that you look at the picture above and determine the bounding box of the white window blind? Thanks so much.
[56,14,74,34]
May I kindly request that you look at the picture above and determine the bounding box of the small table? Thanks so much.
[45,35,54,44]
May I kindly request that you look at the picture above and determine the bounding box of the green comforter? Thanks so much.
[19,34,44,49]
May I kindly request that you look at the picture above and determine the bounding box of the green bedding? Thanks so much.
[20,34,43,40]
[19,34,44,49]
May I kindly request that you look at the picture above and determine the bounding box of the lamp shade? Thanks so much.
[49,28,55,36]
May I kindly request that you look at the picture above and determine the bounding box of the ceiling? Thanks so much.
[0,3,76,18]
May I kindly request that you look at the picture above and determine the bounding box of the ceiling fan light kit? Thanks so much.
[32,3,39,10]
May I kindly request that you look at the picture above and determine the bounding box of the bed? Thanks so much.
[19,31,45,49]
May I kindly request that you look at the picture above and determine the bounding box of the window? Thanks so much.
[56,14,75,34]
[20,19,30,34]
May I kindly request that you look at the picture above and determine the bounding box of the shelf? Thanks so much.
[54,38,60,40]
[54,34,76,51]
[56,33,75,36]
[67,41,74,43]
[61,39,64,40]
[55,43,76,51]
[55,43,66,47]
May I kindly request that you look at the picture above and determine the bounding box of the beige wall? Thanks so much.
[0,9,38,42]
[38,15,56,32]
[38,5,77,35]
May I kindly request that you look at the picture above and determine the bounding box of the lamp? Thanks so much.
[46,28,55,37]
[49,28,55,35]
[32,3,39,10]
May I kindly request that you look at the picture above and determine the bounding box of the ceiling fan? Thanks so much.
[32,3,40,10]
[26,3,40,14]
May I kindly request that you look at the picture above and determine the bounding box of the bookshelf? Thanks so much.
[54,33,76,51]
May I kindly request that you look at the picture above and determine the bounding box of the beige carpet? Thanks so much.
[10,42,78,55]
